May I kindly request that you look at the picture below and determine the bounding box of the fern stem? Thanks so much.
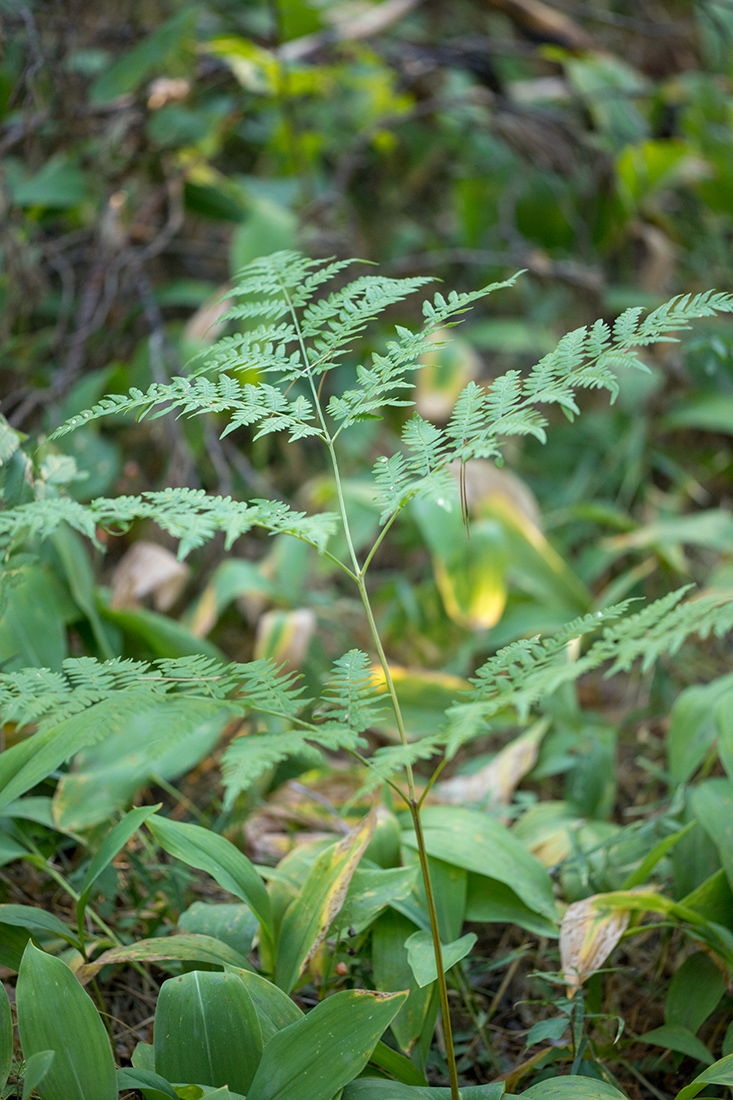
[346,747,407,801]
[277,265,363,577]
[276,258,460,1097]
[417,756,450,809]
[409,803,461,1100]
[355,571,463,1100]
[362,509,399,575]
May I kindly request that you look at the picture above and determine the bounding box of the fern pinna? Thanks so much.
[1,252,732,808]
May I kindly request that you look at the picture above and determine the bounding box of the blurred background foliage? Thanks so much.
[3,0,733,681]
[4,2,733,1088]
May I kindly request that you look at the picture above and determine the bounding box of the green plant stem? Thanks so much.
[284,274,461,1100]
[418,756,450,808]
[409,803,461,1100]
[362,510,400,575]
[25,850,122,949]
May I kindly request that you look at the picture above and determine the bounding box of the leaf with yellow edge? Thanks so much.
[77,933,252,984]
[560,892,633,997]
[275,810,375,992]
[437,719,549,806]
[412,498,509,631]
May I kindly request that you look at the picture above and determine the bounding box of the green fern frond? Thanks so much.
[314,649,384,735]
[1,492,338,559]
[354,735,445,798]
[442,586,733,757]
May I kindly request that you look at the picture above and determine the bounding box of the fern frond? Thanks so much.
[302,275,433,367]
[1,492,338,559]
[354,735,444,798]
[220,729,322,806]
[314,649,384,735]
[421,277,520,326]
[372,453,412,522]
[443,586,733,756]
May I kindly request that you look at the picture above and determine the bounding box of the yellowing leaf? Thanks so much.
[275,810,376,992]
[110,541,189,611]
[560,893,632,997]
[438,719,548,806]
[254,608,316,668]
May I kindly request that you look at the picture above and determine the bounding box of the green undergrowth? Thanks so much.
[2,253,733,1099]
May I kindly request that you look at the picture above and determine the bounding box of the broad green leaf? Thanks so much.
[78,933,251,983]
[132,1041,156,1070]
[345,1083,504,1100]
[412,499,509,631]
[154,971,262,1094]
[147,815,272,933]
[667,675,733,783]
[116,1066,178,1099]
[0,924,32,970]
[53,702,228,831]
[0,688,162,814]
[339,864,419,935]
[365,807,402,868]
[224,967,303,1043]
[665,395,733,435]
[640,1025,714,1065]
[0,835,28,867]
[525,1017,569,1049]
[21,1051,55,1100]
[16,943,117,1100]
[10,156,89,209]
[372,910,434,1055]
[246,988,407,1100]
[1,797,56,828]
[0,904,79,948]
[682,869,733,928]
[52,524,115,658]
[90,7,197,104]
[402,807,558,921]
[465,875,559,938]
[100,600,224,659]
[405,931,477,988]
[230,194,298,273]
[76,804,161,938]
[275,810,374,992]
[0,981,11,1089]
[179,902,258,958]
[691,779,733,887]
[418,856,466,943]
[518,1078,628,1099]
[665,951,725,1034]
[675,1052,733,1100]
[0,564,68,671]
[369,1041,428,1086]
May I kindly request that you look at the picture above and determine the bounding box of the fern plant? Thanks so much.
[3,252,733,1097]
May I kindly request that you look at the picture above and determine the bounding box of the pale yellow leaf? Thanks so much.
[109,541,189,611]
[560,892,631,998]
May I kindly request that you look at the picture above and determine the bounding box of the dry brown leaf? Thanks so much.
[183,284,232,344]
[560,893,631,998]
[437,720,548,806]
[109,541,189,611]
[147,77,191,110]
